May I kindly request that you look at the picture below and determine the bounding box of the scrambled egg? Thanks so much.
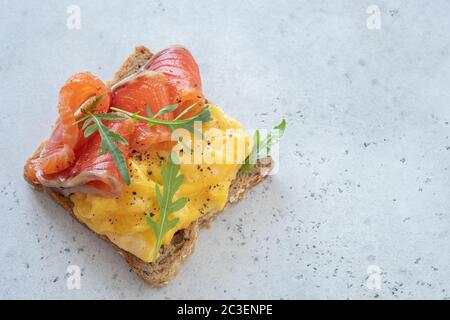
[70,105,252,262]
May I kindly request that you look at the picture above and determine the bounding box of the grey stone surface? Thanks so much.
[0,0,449,299]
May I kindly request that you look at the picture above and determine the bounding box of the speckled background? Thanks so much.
[1,0,449,299]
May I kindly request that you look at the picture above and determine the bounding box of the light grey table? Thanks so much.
[1,0,449,299]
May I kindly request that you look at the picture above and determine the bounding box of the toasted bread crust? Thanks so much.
[106,46,153,88]
[24,46,273,287]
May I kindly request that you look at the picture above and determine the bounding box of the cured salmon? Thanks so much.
[111,71,174,151]
[34,117,134,197]
[38,72,110,175]
[24,72,136,196]
[144,46,204,119]
[110,46,205,151]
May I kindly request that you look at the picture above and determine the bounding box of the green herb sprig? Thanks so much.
[146,153,188,260]
[240,119,286,171]
[77,95,131,184]
[110,101,212,133]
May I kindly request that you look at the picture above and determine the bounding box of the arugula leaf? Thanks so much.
[173,100,201,120]
[171,105,212,134]
[153,104,179,118]
[83,124,98,138]
[78,95,131,185]
[146,105,153,117]
[240,119,286,171]
[94,113,128,121]
[89,115,130,185]
[110,102,212,133]
[146,153,188,260]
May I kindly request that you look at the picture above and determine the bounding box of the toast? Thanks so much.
[24,46,273,287]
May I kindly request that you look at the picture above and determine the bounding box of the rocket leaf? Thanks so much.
[240,119,286,171]
[146,153,188,261]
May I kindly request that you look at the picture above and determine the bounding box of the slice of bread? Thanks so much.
[24,46,273,287]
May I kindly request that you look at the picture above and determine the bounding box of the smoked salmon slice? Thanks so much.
[24,72,135,197]
[35,117,135,197]
[38,120,77,175]
[144,46,204,119]
[110,47,205,151]
[38,72,110,175]
[111,71,174,151]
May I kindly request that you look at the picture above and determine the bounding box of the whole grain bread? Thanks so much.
[24,46,273,287]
